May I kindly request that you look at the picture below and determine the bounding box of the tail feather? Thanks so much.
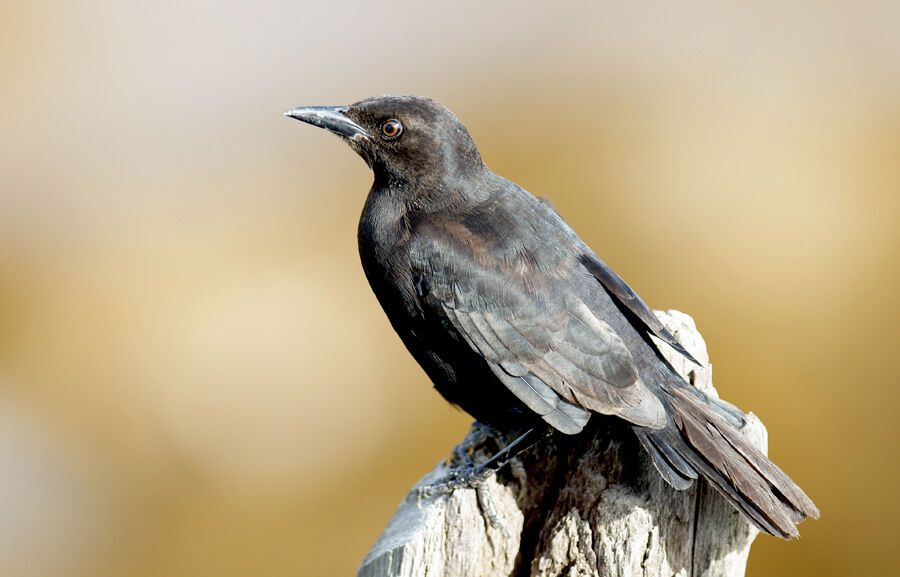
[636,428,696,489]
[636,383,819,539]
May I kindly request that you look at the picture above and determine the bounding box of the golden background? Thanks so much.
[0,2,897,576]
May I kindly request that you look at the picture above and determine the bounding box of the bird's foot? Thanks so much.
[416,462,509,538]
[417,458,494,498]
[447,421,495,468]
[415,425,550,539]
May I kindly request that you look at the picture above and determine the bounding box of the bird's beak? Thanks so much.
[284,106,370,140]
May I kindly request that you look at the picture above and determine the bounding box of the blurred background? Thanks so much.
[0,1,897,576]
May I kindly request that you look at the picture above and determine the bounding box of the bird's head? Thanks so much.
[286,95,488,208]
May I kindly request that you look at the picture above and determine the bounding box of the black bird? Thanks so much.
[285,95,819,538]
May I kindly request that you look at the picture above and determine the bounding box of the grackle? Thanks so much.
[285,95,819,538]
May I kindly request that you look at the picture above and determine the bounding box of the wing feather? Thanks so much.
[581,254,701,366]
[415,219,668,434]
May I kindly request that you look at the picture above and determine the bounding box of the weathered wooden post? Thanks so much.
[358,311,766,577]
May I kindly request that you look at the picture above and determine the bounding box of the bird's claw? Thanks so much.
[415,462,489,499]
[414,424,546,538]
[475,481,510,539]
[415,465,509,538]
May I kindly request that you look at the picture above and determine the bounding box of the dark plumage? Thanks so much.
[286,95,819,538]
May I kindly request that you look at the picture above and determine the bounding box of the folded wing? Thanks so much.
[413,221,668,434]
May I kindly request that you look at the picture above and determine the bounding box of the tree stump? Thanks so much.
[358,311,765,577]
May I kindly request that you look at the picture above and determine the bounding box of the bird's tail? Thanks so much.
[634,382,820,538]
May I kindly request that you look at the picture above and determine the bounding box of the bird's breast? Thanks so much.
[357,193,421,324]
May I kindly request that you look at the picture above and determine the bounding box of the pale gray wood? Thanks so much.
[358,311,764,577]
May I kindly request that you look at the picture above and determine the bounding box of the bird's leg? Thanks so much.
[417,426,553,535]
[462,425,550,479]
[421,427,543,494]
[448,421,494,468]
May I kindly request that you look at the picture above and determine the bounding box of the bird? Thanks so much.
[285,95,819,538]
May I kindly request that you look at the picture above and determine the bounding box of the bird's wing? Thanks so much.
[580,254,701,366]
[411,220,667,434]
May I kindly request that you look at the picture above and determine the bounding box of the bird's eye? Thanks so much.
[381,119,402,139]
